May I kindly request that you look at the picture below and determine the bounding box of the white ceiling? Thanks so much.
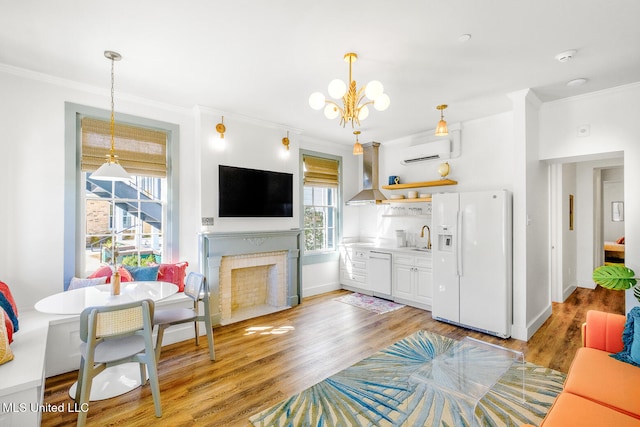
[1,0,639,145]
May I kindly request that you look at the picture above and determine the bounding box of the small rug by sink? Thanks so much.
[334,292,405,314]
[249,330,565,426]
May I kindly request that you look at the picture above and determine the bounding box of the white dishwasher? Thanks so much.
[368,251,392,300]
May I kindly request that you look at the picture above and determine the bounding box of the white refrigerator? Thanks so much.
[431,190,512,338]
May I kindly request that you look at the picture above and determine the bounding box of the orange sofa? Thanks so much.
[526,310,640,426]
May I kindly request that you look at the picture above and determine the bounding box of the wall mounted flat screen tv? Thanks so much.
[219,165,293,217]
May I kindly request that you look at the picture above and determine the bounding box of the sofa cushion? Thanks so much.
[611,306,640,366]
[564,347,640,419]
[68,276,108,290]
[124,265,160,282]
[583,310,625,353]
[88,265,133,283]
[541,392,640,427]
[0,309,14,365]
[2,309,12,343]
[157,262,189,292]
[0,281,18,333]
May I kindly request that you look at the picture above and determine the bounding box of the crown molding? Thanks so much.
[0,62,191,115]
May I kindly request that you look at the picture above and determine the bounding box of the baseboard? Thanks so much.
[302,282,341,298]
[563,285,577,302]
[511,304,552,341]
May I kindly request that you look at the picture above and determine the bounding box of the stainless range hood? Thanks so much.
[347,142,387,205]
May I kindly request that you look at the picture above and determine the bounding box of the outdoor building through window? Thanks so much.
[303,155,339,253]
[81,117,167,276]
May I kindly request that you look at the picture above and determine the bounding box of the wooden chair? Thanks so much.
[153,272,215,361]
[75,299,161,426]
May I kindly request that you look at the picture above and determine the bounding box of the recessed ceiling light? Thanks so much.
[567,78,588,87]
[555,49,577,63]
[458,34,472,43]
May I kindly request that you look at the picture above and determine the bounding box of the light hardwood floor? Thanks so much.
[41,286,624,426]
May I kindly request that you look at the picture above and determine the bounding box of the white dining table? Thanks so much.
[35,281,178,401]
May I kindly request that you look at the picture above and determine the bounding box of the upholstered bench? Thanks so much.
[0,310,52,426]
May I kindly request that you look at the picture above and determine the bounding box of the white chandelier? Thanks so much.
[308,53,390,127]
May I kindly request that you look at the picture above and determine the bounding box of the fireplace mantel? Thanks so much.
[199,229,302,325]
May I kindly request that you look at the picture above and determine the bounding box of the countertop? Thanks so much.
[341,242,432,256]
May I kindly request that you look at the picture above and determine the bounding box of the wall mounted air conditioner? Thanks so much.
[400,139,451,165]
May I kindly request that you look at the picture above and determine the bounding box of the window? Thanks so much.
[302,154,340,255]
[304,186,336,252]
[81,117,166,275]
[64,103,180,288]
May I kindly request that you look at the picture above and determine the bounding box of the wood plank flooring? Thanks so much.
[41,286,624,426]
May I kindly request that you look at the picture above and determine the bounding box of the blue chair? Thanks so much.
[153,272,215,361]
[75,299,161,426]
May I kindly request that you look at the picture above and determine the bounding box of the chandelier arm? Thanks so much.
[357,100,375,109]
[325,99,345,116]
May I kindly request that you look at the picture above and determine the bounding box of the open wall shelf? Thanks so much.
[381,179,458,190]
[382,197,431,204]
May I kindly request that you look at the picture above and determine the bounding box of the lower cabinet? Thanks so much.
[339,246,371,294]
[392,253,432,310]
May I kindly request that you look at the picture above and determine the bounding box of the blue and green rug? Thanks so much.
[249,330,564,426]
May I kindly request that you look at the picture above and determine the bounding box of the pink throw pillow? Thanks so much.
[2,309,12,344]
[157,262,189,292]
[0,309,14,364]
[88,266,133,283]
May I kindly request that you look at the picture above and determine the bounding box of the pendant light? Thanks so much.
[90,51,131,181]
[435,104,449,136]
[352,130,363,155]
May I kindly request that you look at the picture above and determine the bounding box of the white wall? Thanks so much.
[195,106,358,297]
[350,108,553,340]
[0,68,196,312]
[509,89,550,340]
[355,113,516,244]
[540,82,640,312]
[0,65,362,311]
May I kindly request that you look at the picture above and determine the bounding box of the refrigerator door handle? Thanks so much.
[457,210,463,277]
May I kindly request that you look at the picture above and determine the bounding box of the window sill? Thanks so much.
[302,250,339,265]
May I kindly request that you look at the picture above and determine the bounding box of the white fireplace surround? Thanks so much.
[199,230,302,326]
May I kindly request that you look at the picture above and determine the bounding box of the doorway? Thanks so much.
[549,155,624,303]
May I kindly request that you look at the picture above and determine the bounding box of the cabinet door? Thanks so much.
[415,267,433,306]
[393,264,414,300]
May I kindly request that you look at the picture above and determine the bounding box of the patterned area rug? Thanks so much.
[335,292,405,314]
[249,330,565,426]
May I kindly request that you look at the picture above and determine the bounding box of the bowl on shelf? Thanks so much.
[407,191,418,199]
[390,194,405,200]
[419,193,432,199]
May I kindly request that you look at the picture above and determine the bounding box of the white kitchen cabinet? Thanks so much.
[339,246,371,294]
[392,253,432,310]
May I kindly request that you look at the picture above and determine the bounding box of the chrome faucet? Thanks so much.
[420,225,432,249]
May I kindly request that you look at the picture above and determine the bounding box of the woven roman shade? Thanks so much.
[303,156,339,188]
[81,117,167,178]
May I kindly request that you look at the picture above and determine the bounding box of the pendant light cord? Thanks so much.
[109,56,116,156]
